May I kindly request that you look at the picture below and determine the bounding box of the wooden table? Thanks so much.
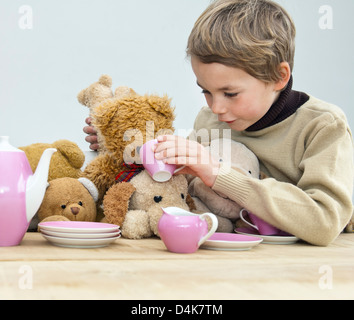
[0,232,353,300]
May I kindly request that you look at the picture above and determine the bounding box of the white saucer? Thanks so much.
[235,227,299,245]
[41,229,121,239]
[41,233,121,248]
[201,232,263,251]
[38,221,120,234]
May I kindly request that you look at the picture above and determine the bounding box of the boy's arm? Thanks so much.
[213,117,353,246]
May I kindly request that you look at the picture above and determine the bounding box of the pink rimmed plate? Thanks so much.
[235,227,299,245]
[201,232,263,251]
[38,221,120,234]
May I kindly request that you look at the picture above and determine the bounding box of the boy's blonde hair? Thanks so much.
[187,0,296,83]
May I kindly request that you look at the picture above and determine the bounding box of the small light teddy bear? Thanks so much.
[188,138,260,233]
[102,170,192,239]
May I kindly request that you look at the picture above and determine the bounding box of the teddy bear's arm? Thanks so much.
[103,182,136,227]
[189,177,242,219]
[53,140,85,169]
[82,154,121,201]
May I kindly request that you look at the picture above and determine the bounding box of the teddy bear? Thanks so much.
[188,138,260,233]
[34,177,98,229]
[77,75,175,205]
[19,140,85,181]
[102,169,192,239]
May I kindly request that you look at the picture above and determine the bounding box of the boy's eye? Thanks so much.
[201,89,210,95]
[224,92,238,98]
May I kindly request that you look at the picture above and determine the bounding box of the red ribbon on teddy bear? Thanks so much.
[115,163,144,183]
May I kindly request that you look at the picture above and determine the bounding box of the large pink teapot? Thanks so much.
[0,136,56,246]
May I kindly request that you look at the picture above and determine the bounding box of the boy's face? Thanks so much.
[191,56,281,131]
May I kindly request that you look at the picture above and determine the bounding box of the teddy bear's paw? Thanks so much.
[149,212,162,238]
[121,210,153,239]
[215,215,234,233]
[41,215,71,223]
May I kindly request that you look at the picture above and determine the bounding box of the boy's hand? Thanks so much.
[83,117,99,151]
[154,135,220,187]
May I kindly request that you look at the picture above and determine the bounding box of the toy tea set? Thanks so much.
[0,136,296,251]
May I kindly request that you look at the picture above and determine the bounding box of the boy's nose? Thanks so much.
[211,100,226,114]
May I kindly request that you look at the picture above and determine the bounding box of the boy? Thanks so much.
[84,0,353,245]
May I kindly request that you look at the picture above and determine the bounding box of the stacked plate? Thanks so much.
[38,221,121,248]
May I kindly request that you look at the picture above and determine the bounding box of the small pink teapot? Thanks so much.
[0,136,56,246]
[158,207,218,253]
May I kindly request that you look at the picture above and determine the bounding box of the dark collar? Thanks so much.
[246,76,309,132]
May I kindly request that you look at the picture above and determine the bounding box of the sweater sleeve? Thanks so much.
[212,116,354,246]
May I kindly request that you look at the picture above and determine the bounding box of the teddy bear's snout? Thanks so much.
[70,207,80,215]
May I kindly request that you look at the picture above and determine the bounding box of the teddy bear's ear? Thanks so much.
[77,89,87,106]
[78,178,99,202]
[98,74,112,88]
[145,94,175,120]
[103,182,136,227]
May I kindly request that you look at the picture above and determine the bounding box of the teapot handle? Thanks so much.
[198,212,218,246]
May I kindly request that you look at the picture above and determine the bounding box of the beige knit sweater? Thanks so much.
[190,96,354,246]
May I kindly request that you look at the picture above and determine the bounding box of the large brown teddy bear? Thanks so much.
[19,140,85,181]
[77,75,175,204]
[103,170,191,239]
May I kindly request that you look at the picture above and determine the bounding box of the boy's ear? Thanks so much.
[275,62,291,91]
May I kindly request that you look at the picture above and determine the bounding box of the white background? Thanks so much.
[0,0,353,152]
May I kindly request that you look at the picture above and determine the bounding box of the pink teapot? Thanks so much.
[0,136,56,246]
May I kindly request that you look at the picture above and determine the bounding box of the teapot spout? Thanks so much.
[25,148,56,222]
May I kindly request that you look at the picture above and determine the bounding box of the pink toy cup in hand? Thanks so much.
[139,139,182,182]
[239,209,281,236]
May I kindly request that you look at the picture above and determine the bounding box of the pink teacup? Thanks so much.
[239,209,281,236]
[139,139,183,182]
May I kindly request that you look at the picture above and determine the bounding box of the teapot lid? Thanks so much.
[0,136,22,152]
